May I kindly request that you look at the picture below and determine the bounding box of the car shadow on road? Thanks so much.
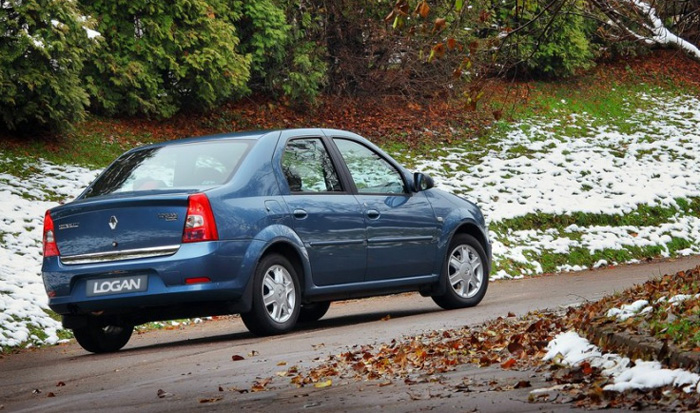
[84,306,443,356]
[295,306,443,333]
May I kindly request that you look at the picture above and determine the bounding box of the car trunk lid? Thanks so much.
[51,194,191,261]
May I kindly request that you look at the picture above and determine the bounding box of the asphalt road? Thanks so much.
[3,255,700,412]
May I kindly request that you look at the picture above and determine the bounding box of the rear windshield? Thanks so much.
[83,140,253,198]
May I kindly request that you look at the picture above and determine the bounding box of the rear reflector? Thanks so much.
[43,210,60,257]
[185,277,211,285]
[182,193,218,243]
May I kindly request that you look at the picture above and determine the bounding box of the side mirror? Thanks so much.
[413,172,434,192]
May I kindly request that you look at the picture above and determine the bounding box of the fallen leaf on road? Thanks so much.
[199,396,223,404]
[47,392,56,398]
[231,355,245,361]
[407,391,429,400]
[500,358,517,369]
[248,350,259,357]
[56,382,65,387]
[156,389,173,399]
[251,377,272,392]
[507,341,525,355]
[314,379,332,388]
[514,380,531,389]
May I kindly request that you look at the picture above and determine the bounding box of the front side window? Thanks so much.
[84,140,252,198]
[282,138,342,193]
[334,139,406,194]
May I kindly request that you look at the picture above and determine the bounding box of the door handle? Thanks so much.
[293,209,308,220]
[366,209,380,220]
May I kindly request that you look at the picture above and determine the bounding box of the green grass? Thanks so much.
[649,304,700,350]
[489,196,700,276]
[488,81,692,141]
[0,120,155,170]
[491,198,700,233]
[492,232,696,276]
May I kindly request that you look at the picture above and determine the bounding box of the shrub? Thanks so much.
[81,0,251,118]
[234,0,327,104]
[490,0,596,78]
[0,0,92,133]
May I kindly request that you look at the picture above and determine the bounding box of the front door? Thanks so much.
[332,138,439,281]
[280,137,367,286]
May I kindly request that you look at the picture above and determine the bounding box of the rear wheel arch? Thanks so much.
[246,224,311,293]
[260,241,306,292]
[241,249,302,335]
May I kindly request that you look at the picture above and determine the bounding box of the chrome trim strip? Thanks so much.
[61,245,180,265]
[367,236,435,244]
[308,239,365,247]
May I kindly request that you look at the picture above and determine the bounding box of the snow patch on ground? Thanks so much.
[543,330,700,393]
[0,159,98,347]
[414,93,700,277]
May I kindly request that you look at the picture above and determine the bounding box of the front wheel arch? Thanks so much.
[451,223,490,272]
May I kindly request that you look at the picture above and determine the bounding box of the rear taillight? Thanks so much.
[182,193,218,243]
[43,210,60,257]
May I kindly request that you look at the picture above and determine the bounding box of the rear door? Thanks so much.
[280,137,367,286]
[331,137,439,281]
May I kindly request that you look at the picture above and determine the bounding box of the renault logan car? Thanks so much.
[42,129,491,353]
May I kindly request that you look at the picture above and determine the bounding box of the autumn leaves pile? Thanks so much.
[272,267,700,409]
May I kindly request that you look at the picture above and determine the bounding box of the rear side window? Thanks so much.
[282,138,342,193]
[84,140,252,198]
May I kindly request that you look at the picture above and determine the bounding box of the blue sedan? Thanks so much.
[41,129,491,353]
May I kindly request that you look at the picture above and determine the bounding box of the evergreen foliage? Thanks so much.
[0,0,92,132]
[1,0,697,133]
[234,0,327,103]
[491,0,595,78]
[81,0,251,118]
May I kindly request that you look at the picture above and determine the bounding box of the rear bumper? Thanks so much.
[42,240,253,317]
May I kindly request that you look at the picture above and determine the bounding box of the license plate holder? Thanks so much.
[86,275,148,297]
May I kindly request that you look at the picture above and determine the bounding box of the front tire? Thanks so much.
[241,253,301,336]
[73,324,134,353]
[432,234,489,310]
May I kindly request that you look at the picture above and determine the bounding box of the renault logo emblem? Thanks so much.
[109,216,118,230]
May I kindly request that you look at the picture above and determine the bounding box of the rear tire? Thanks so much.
[298,301,331,323]
[241,253,301,336]
[73,324,134,353]
[432,234,489,310]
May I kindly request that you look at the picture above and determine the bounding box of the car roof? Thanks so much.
[135,128,362,151]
